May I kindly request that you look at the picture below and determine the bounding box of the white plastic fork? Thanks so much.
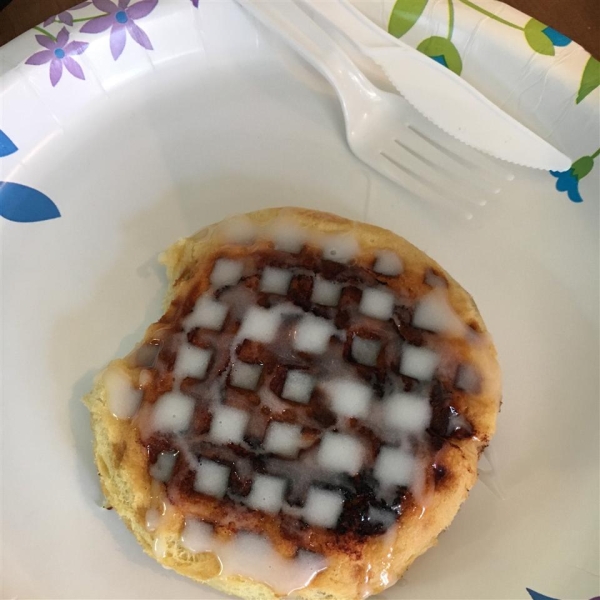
[297,0,571,172]
[235,0,507,220]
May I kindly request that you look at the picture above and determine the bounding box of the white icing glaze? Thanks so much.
[181,519,327,595]
[172,343,212,381]
[263,422,303,457]
[150,450,179,482]
[303,487,344,529]
[138,368,153,388]
[424,270,447,288]
[293,314,334,354]
[359,528,399,598]
[456,363,481,393]
[412,288,467,337]
[368,507,397,529]
[260,266,293,295]
[238,306,283,344]
[245,474,286,513]
[152,392,195,433]
[219,216,257,245]
[210,258,244,288]
[258,384,295,416]
[146,491,177,559]
[351,336,381,366]
[322,379,371,419]
[321,233,359,263]
[194,459,230,498]
[400,345,440,381]
[230,361,263,391]
[105,367,142,420]
[153,536,168,559]
[373,251,403,276]
[224,535,327,593]
[184,296,229,331]
[209,405,250,444]
[281,370,314,404]
[150,477,165,500]
[374,447,415,488]
[269,220,307,254]
[317,432,365,475]
[359,288,395,320]
[181,518,214,553]
[383,392,432,434]
[145,508,161,532]
[311,277,342,307]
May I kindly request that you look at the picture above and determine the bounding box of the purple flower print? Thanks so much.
[25,28,89,87]
[191,0,199,7]
[42,2,92,27]
[81,0,158,61]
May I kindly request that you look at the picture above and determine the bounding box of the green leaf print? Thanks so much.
[417,36,463,75]
[576,56,600,104]
[571,156,595,180]
[524,19,555,56]
[388,0,429,38]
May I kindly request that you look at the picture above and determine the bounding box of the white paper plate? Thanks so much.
[1,1,598,599]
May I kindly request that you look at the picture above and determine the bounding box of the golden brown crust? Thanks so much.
[84,207,501,600]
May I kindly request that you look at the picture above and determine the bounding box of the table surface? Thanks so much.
[1,0,599,57]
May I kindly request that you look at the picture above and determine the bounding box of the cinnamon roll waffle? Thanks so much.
[84,207,501,599]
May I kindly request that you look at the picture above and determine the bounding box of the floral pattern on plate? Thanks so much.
[550,149,600,203]
[79,0,158,60]
[387,0,599,201]
[3,0,598,224]
[26,27,88,86]
[0,131,60,222]
[26,0,159,82]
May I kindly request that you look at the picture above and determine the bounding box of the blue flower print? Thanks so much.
[550,169,584,202]
[526,589,559,600]
[541,27,571,47]
[550,150,599,203]
[0,130,18,157]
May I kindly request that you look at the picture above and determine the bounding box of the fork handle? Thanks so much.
[235,0,374,118]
